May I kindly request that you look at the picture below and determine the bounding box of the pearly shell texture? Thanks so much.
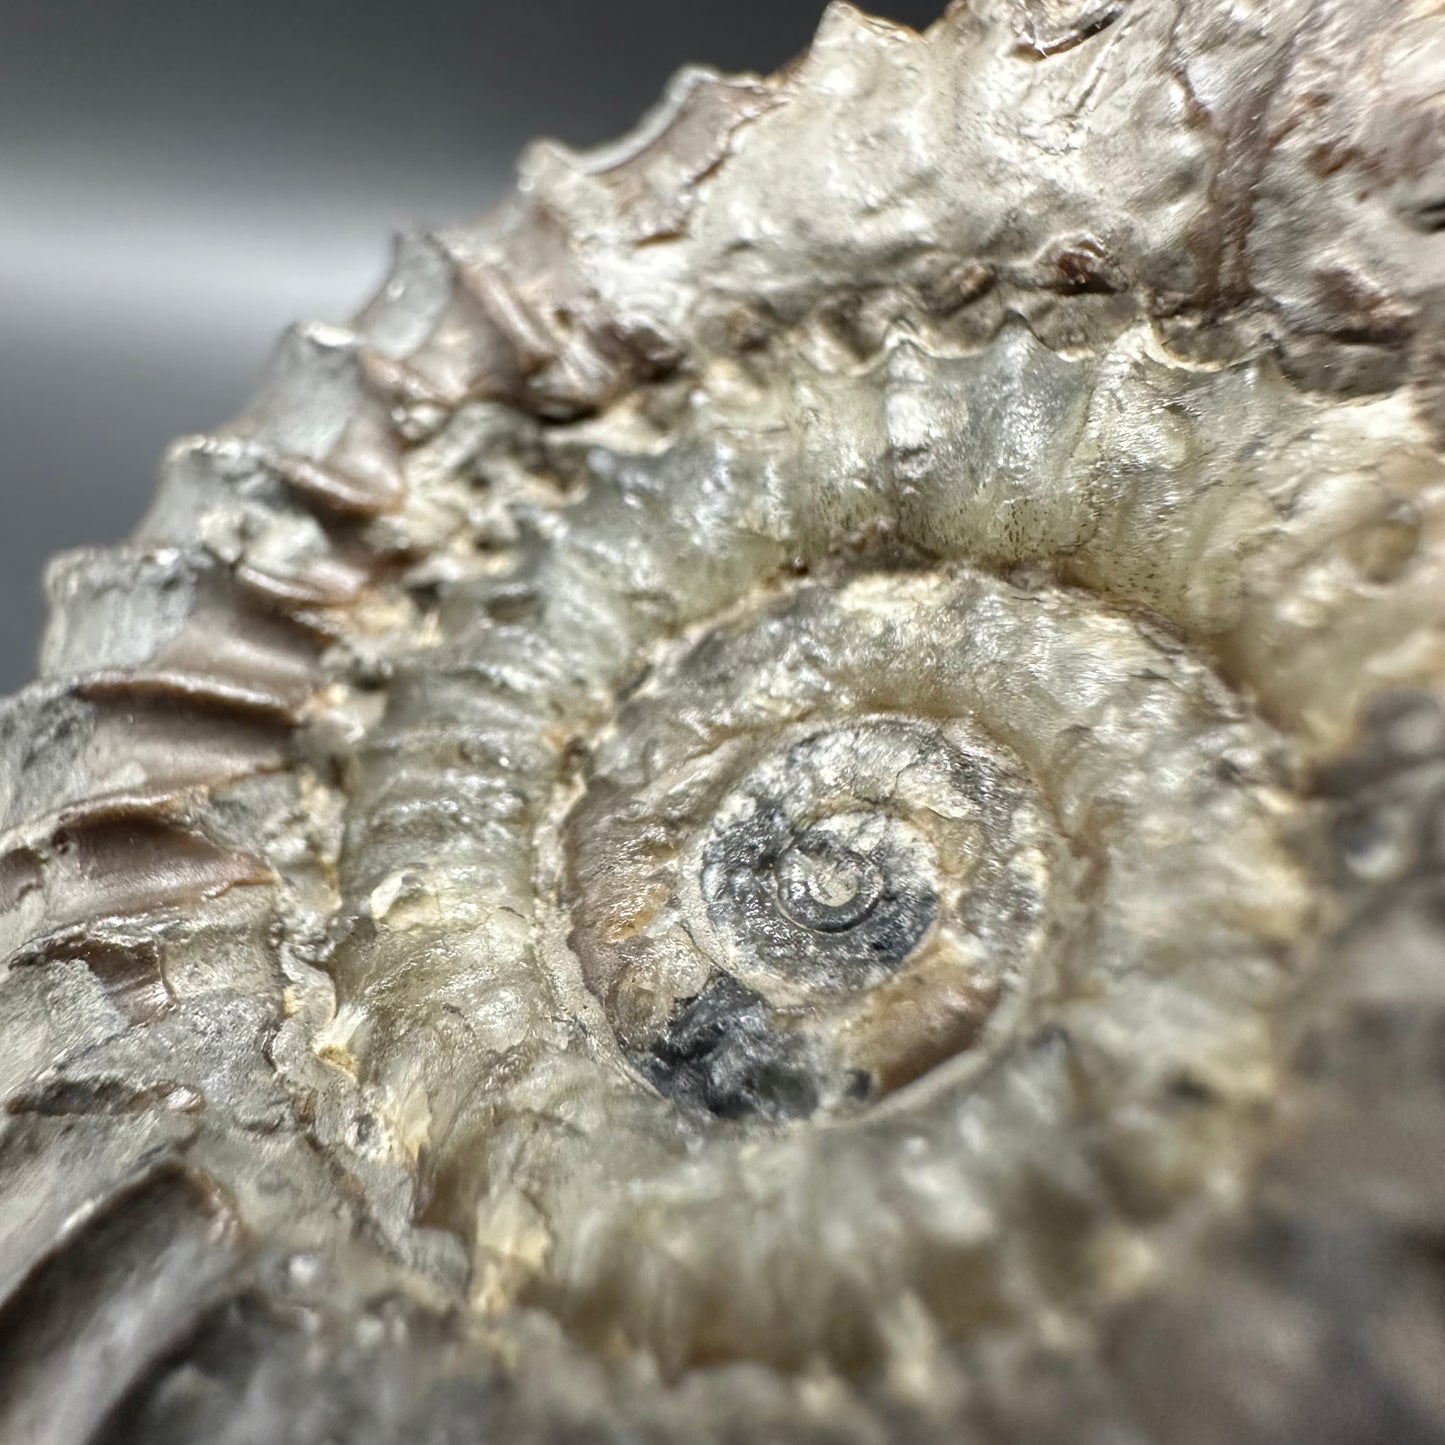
[2,3,1445,1441]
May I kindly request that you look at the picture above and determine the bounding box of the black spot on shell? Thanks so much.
[634,976,821,1124]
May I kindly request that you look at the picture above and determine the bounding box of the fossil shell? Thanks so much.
[3,3,1445,1442]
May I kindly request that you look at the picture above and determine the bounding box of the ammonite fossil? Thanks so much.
[3,3,1445,1441]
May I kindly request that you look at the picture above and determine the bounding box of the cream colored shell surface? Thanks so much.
[2,3,1445,1442]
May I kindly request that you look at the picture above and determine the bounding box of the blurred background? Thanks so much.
[1,0,942,693]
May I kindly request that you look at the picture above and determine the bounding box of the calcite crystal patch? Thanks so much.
[2,3,1444,1442]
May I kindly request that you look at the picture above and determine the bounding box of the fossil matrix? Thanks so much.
[3,2,1445,1441]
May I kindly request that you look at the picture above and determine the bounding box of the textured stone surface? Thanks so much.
[2,3,1445,1440]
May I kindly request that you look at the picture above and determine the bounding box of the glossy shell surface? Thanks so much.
[3,4,1445,1441]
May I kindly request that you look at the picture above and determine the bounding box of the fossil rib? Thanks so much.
[3,3,1445,1442]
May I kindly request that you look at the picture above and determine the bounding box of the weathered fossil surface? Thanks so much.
[3,2,1445,1441]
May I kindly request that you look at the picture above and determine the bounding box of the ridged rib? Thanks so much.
[0,1167,239,1445]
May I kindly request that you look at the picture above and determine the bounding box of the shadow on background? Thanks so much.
[1,0,944,693]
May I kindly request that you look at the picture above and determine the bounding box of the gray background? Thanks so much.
[1,0,941,694]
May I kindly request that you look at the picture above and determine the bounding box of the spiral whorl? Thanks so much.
[2,3,1445,1442]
